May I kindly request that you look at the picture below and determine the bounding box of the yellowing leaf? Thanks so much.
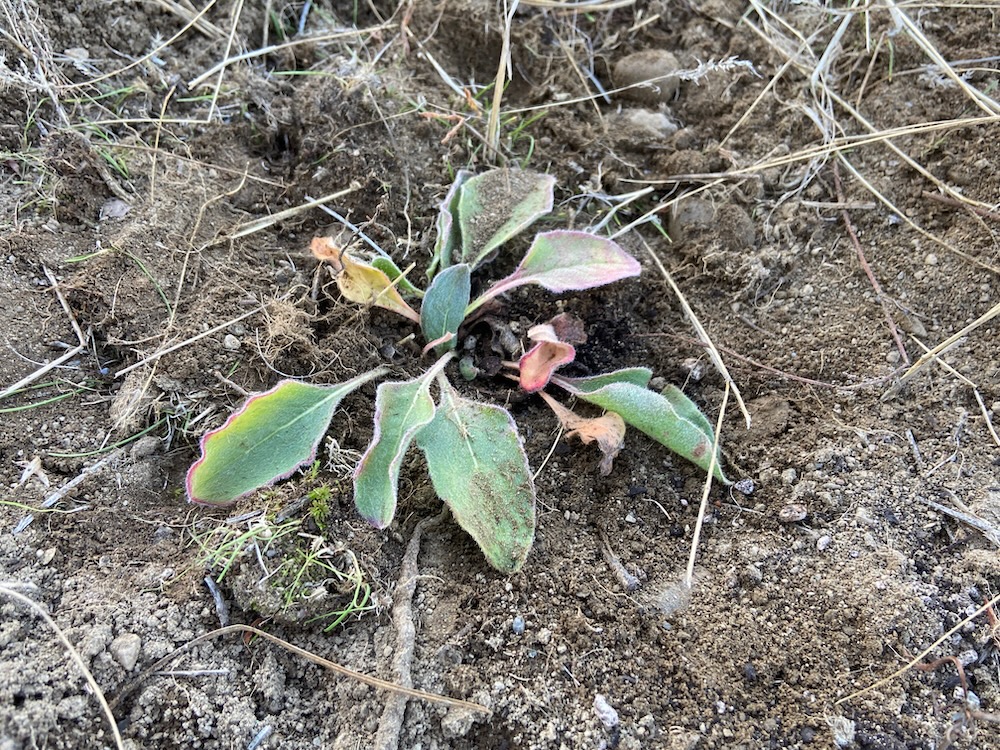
[538,391,624,476]
[310,237,420,323]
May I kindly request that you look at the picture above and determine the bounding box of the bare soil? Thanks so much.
[2,2,999,749]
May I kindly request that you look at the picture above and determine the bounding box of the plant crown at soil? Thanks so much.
[185,168,729,573]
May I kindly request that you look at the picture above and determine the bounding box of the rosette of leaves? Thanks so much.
[186,169,729,573]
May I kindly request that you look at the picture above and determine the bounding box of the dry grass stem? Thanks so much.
[486,1,519,159]
[836,591,1000,705]
[0,267,89,401]
[917,496,1000,548]
[884,0,1000,115]
[231,187,361,238]
[205,0,245,122]
[684,381,730,588]
[111,623,490,716]
[902,337,1000,448]
[64,0,219,91]
[152,0,225,39]
[114,304,269,380]
[640,237,751,428]
[884,300,1000,399]
[187,25,392,89]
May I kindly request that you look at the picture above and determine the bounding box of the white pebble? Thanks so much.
[593,694,619,729]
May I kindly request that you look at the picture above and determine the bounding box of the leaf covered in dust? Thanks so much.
[415,380,536,573]
[457,169,555,270]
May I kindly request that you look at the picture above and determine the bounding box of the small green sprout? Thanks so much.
[308,486,333,529]
[186,169,730,573]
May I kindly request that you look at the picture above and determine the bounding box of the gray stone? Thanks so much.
[109,633,142,671]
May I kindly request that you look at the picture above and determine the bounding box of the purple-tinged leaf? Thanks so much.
[468,231,641,314]
[354,360,448,528]
[518,323,576,393]
[569,381,729,483]
[186,370,386,506]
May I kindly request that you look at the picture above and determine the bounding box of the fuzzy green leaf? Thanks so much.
[371,257,423,298]
[429,170,470,275]
[416,380,536,573]
[570,382,729,484]
[420,263,471,353]
[457,169,555,269]
[552,367,653,394]
[468,231,641,314]
[354,374,438,528]
[187,370,386,505]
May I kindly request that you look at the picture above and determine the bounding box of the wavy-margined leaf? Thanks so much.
[354,362,446,528]
[187,370,386,505]
[420,263,471,354]
[428,170,471,276]
[457,169,555,269]
[468,231,641,314]
[566,381,729,484]
[416,380,536,573]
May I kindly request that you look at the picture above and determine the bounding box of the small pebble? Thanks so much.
[817,535,832,551]
[924,253,938,265]
[593,694,620,729]
[613,50,681,104]
[223,334,241,350]
[778,503,808,523]
[512,616,525,635]
[624,512,637,523]
[109,633,142,671]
